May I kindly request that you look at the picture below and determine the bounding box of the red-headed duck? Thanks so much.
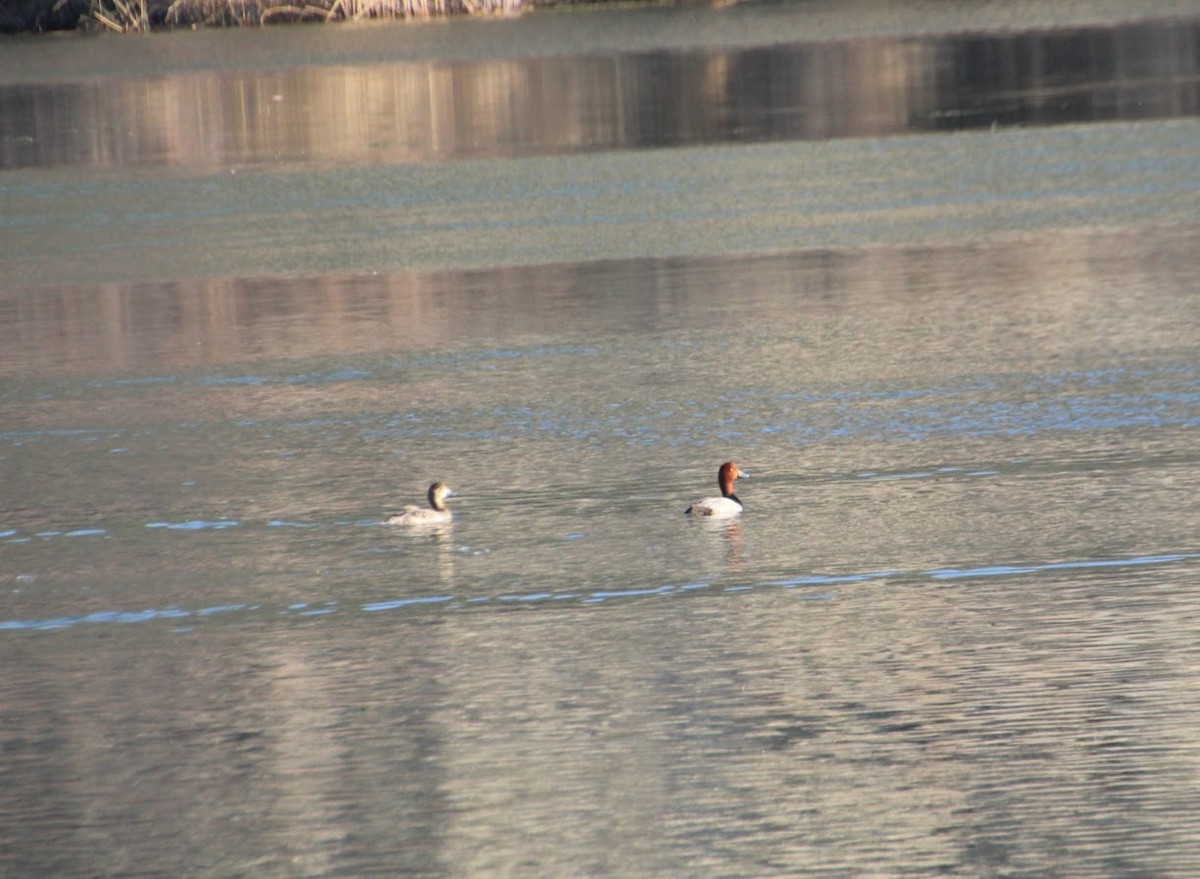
[386,481,457,525]
[685,461,749,517]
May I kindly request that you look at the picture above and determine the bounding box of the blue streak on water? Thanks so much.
[287,370,372,384]
[68,347,598,397]
[195,370,374,387]
[0,605,236,631]
[585,585,676,603]
[2,552,1196,632]
[11,361,1197,453]
[145,520,241,531]
[765,571,899,588]
[927,553,1197,580]
[197,604,250,616]
[361,595,455,612]
[0,428,109,444]
[361,369,1199,448]
[104,376,181,387]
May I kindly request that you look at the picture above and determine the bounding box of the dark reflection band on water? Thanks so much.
[3,224,1199,376]
[1,15,1198,170]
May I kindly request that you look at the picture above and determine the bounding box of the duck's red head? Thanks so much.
[718,461,747,497]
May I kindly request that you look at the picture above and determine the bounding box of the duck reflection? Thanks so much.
[693,515,744,569]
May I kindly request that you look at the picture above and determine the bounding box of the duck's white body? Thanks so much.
[685,461,749,518]
[386,482,456,526]
[685,495,744,518]
[386,505,453,526]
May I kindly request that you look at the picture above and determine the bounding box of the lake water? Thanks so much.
[3,4,1200,877]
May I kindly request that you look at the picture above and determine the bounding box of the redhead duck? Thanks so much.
[685,461,749,517]
[386,481,457,525]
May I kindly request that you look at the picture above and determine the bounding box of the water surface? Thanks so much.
[3,4,1200,878]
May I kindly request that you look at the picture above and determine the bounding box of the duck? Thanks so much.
[685,461,749,517]
[386,481,457,525]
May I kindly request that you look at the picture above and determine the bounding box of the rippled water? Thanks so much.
[3,4,1200,878]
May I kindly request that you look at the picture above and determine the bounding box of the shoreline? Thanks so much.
[7,0,1200,35]
[3,0,603,34]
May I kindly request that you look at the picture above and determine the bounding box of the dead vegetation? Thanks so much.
[3,0,530,33]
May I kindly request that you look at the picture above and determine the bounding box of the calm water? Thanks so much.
[3,4,1200,878]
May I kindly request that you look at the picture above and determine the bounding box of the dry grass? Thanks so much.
[89,0,149,31]
[329,0,527,19]
[77,0,528,31]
